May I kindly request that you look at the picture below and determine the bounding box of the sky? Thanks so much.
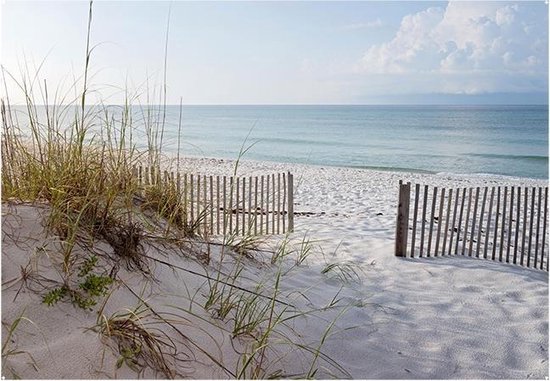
[1,1,548,105]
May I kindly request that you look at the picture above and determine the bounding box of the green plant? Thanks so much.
[1,310,40,377]
[42,254,113,310]
[42,286,69,306]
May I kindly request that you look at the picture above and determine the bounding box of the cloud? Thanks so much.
[341,18,383,31]
[357,1,548,94]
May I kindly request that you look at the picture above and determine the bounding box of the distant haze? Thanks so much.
[1,1,548,105]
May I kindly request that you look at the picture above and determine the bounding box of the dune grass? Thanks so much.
[0,1,360,378]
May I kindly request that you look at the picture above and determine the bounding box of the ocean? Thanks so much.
[155,105,548,179]
[11,104,549,179]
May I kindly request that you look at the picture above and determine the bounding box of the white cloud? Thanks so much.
[357,1,548,94]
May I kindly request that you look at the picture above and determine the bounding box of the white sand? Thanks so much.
[2,157,548,379]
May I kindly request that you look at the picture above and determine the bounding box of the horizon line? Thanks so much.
[12,103,550,107]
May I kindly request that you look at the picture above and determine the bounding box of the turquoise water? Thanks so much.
[13,105,549,179]
[155,105,548,179]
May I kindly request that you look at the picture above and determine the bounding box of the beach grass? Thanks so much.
[0,1,357,378]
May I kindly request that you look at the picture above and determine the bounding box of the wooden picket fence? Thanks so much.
[395,181,549,271]
[134,166,294,237]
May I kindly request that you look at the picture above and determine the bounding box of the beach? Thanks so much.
[3,0,549,378]
[2,156,548,379]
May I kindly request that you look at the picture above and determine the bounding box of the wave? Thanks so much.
[342,164,436,174]
[467,153,548,162]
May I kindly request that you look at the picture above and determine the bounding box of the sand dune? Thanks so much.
[2,158,548,379]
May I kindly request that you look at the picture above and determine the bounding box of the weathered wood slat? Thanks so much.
[247,176,252,235]
[210,175,214,235]
[190,174,194,224]
[224,176,228,236]
[288,173,294,233]
[255,176,259,235]
[499,187,507,262]
[527,187,535,267]
[216,175,220,235]
[260,175,265,234]
[236,177,240,235]
[455,188,467,255]
[427,187,438,257]
[520,187,529,266]
[483,187,495,259]
[476,187,488,258]
[197,175,202,231]
[395,183,411,257]
[468,187,480,257]
[203,175,208,236]
[266,175,270,235]
[534,187,542,268]
[514,186,521,264]
[420,185,429,257]
[271,174,276,235]
[434,188,445,256]
[542,187,548,271]
[462,188,473,256]
[277,173,281,235]
[449,188,460,256]
[282,173,286,234]
[506,187,514,263]
[492,187,501,261]
[241,177,246,235]
[411,183,420,258]
[497,187,508,262]
[442,188,453,256]
[229,177,234,234]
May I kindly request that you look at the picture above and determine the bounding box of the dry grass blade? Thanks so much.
[1,309,42,377]
[96,304,183,379]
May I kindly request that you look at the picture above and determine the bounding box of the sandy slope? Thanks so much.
[1,157,548,379]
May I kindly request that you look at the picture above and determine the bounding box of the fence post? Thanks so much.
[395,182,411,257]
[288,172,294,233]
